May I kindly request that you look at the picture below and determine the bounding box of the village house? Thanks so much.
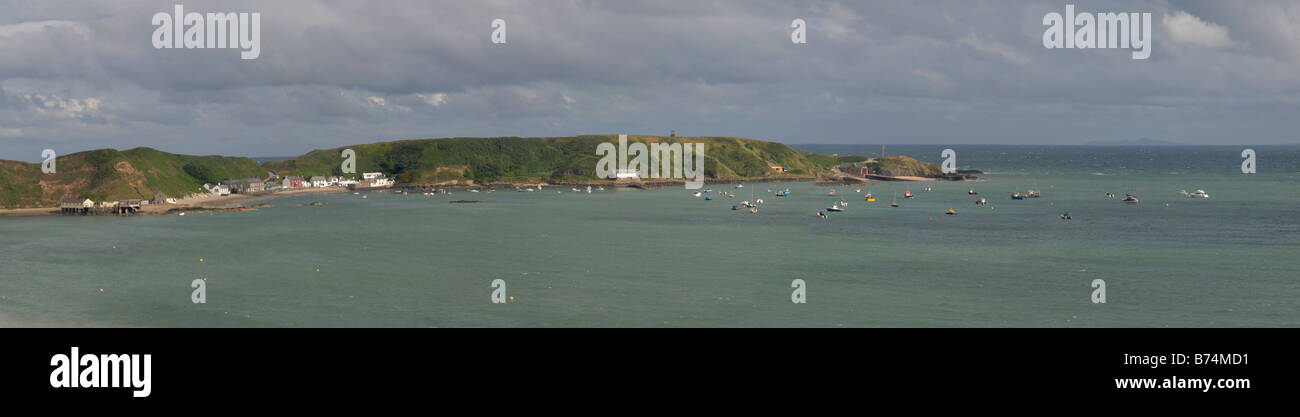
[283,176,306,189]
[204,183,231,196]
[152,190,175,205]
[116,200,142,214]
[310,176,329,188]
[327,176,343,186]
[60,197,94,215]
[359,172,393,187]
[223,178,265,194]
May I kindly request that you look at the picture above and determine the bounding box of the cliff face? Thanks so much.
[0,148,264,208]
[263,135,845,184]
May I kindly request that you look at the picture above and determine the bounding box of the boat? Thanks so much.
[732,205,739,210]
[1104,192,1115,199]
[1011,193,1026,200]
[968,189,978,195]
[1060,212,1072,220]
[889,191,899,208]
[944,208,957,215]
[975,198,987,205]
[904,189,914,198]
[827,189,838,196]
[469,189,480,193]
[736,184,744,189]
[692,191,703,197]
[586,186,592,194]
[826,205,844,212]
[1188,189,1209,198]
[1025,190,1041,198]
[1122,194,1139,203]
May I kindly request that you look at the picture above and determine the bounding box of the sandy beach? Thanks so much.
[0,186,351,217]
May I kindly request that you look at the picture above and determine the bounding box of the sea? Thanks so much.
[1,145,1297,327]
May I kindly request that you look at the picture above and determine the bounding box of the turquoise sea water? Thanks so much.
[1,145,1297,327]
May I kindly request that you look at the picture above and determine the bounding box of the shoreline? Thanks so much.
[0,186,350,218]
[0,173,971,217]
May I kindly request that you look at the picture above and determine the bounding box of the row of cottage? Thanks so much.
[60,196,154,215]
[207,172,393,196]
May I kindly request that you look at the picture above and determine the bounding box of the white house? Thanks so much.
[60,197,94,214]
[310,176,329,188]
[204,183,231,196]
[362,172,385,180]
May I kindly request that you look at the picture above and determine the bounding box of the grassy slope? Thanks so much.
[264,135,850,184]
[835,155,944,177]
[0,148,264,208]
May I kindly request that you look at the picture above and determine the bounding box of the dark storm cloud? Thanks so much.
[1,0,1298,160]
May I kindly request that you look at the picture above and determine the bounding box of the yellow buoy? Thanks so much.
[509,296,515,302]
[199,258,204,263]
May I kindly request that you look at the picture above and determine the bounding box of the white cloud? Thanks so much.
[958,33,1028,66]
[417,93,447,107]
[1164,11,1235,48]
[0,127,23,137]
[20,93,102,119]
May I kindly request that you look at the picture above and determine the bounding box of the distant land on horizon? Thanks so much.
[2,135,952,208]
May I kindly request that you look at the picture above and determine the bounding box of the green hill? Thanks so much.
[263,135,847,184]
[0,148,265,208]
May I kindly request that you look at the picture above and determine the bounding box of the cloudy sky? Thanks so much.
[1,0,1297,160]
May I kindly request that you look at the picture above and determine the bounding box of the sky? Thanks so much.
[1,0,1298,160]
